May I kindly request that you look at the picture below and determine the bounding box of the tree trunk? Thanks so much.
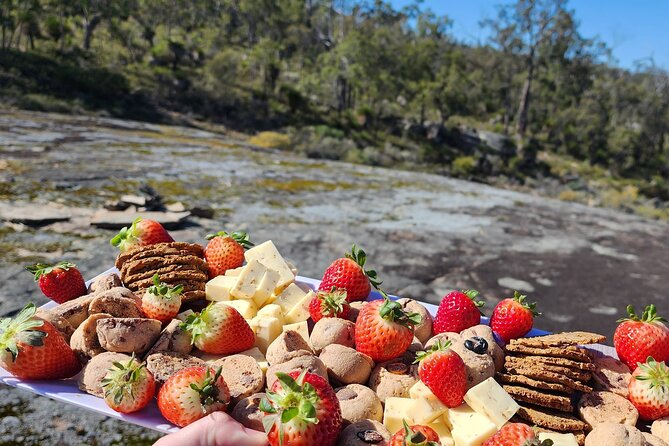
[516,53,535,157]
[83,15,102,50]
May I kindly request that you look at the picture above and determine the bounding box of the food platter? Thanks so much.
[0,268,618,437]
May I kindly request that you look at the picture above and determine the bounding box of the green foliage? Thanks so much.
[248,131,291,150]
[452,156,477,177]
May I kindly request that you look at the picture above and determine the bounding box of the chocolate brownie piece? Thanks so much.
[511,354,595,371]
[503,364,593,393]
[509,331,606,348]
[505,357,592,382]
[496,373,574,394]
[502,385,574,412]
[590,354,632,398]
[505,344,592,362]
[516,405,589,432]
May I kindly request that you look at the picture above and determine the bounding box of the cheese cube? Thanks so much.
[538,433,579,446]
[410,380,434,399]
[413,396,448,424]
[221,299,258,320]
[253,269,280,307]
[250,316,282,354]
[231,260,267,300]
[238,347,269,374]
[244,241,295,291]
[283,321,310,346]
[383,397,416,436]
[463,377,519,428]
[256,304,284,324]
[451,423,497,446]
[225,266,244,277]
[427,420,454,446]
[205,275,239,301]
[284,290,316,324]
[444,404,496,433]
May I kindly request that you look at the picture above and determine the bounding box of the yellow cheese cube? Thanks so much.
[221,299,258,320]
[244,241,295,291]
[538,433,579,446]
[238,347,269,374]
[413,395,448,424]
[383,397,416,436]
[274,283,307,315]
[205,275,239,301]
[446,404,496,446]
[282,321,310,346]
[256,304,284,324]
[427,420,454,446]
[231,260,267,300]
[283,290,316,324]
[225,266,244,277]
[250,316,282,354]
[409,380,434,399]
[464,377,519,429]
[253,269,280,307]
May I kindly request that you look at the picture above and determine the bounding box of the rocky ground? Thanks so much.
[1,110,668,445]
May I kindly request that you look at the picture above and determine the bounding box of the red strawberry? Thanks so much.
[0,303,81,379]
[483,423,541,446]
[614,304,669,370]
[628,357,669,421]
[389,420,440,446]
[415,340,467,407]
[489,291,539,343]
[355,297,421,362]
[110,217,173,252]
[204,231,253,278]
[157,366,230,427]
[181,302,255,354]
[309,287,350,322]
[433,290,484,334]
[319,244,381,302]
[101,356,156,414]
[260,370,342,446]
[141,274,182,323]
[26,261,86,304]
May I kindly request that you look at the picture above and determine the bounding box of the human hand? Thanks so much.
[153,412,268,446]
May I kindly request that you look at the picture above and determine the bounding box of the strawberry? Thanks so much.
[319,244,381,302]
[260,370,342,446]
[204,231,253,278]
[355,297,421,362]
[157,366,230,427]
[389,420,440,446]
[614,304,669,370]
[309,287,350,322]
[0,303,81,379]
[25,261,86,304]
[110,217,174,252]
[141,274,182,323]
[489,291,540,343]
[181,302,255,354]
[483,423,547,446]
[433,290,484,335]
[101,356,156,414]
[628,357,669,421]
[415,340,467,407]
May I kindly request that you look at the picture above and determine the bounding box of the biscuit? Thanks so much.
[181,290,206,302]
[115,242,204,269]
[577,391,638,428]
[502,385,574,412]
[496,373,574,394]
[510,331,606,348]
[516,405,589,432]
[505,357,592,382]
[121,254,207,279]
[504,365,593,392]
[511,354,595,371]
[591,355,632,398]
[122,260,207,284]
[505,344,592,362]
[125,270,208,291]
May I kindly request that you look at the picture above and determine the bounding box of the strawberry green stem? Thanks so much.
[25,261,76,281]
[512,290,540,317]
[379,296,422,328]
[618,304,667,323]
[147,274,183,298]
[0,303,45,361]
[110,217,142,251]
[346,244,383,289]
[205,231,254,249]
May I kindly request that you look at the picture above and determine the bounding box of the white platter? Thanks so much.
[0,268,617,435]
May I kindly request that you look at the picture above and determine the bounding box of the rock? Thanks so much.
[189,206,215,219]
[103,200,130,211]
[120,195,147,207]
[0,202,70,227]
[497,277,535,293]
[90,209,190,229]
[165,202,187,212]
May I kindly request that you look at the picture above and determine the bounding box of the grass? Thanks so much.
[248,131,291,150]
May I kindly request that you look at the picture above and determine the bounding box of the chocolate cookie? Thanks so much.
[502,385,574,412]
[510,331,606,348]
[181,290,206,302]
[591,354,632,398]
[496,373,574,395]
[577,391,638,428]
[115,242,204,269]
[503,365,593,393]
[511,354,595,371]
[121,254,207,279]
[516,405,589,432]
[505,344,592,362]
[125,270,208,291]
[123,263,205,285]
[505,357,592,382]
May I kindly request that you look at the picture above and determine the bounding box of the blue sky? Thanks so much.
[391,0,669,70]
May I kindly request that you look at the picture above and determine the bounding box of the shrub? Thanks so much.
[601,185,639,209]
[452,156,477,176]
[248,131,291,150]
[558,189,584,202]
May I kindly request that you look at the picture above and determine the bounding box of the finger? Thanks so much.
[153,412,268,446]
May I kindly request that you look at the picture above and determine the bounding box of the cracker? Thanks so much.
[122,262,206,284]
[505,344,592,362]
[505,357,592,382]
[503,365,593,393]
[511,354,594,371]
[181,290,206,302]
[125,270,208,290]
[502,385,574,412]
[121,254,207,278]
[590,354,632,398]
[496,373,574,394]
[509,331,606,348]
[115,242,204,269]
[516,405,589,432]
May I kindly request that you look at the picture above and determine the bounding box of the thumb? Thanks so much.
[154,412,268,446]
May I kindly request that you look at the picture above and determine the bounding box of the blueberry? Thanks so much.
[464,336,488,354]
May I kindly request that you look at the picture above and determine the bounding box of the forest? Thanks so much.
[1,0,669,215]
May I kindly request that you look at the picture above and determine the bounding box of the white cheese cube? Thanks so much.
[538,433,579,446]
[282,321,311,347]
[463,377,519,428]
[253,269,280,307]
[284,290,315,324]
[244,241,295,291]
[427,420,454,446]
[221,299,258,320]
[205,275,239,301]
[410,380,434,399]
[225,266,244,277]
[413,396,448,424]
[250,316,282,354]
[231,260,267,300]
[274,283,308,316]
[256,304,284,324]
[383,397,416,436]
[451,423,497,446]
[238,347,269,374]
[444,404,495,433]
